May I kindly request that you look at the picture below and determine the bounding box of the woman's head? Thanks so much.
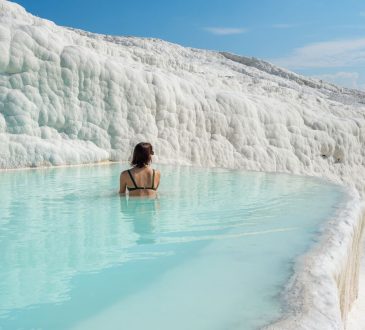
[131,142,154,168]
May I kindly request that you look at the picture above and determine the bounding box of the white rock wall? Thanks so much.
[1,1,365,329]
[0,1,364,196]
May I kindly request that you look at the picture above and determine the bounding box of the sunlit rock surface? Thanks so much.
[0,0,364,196]
[1,1,365,329]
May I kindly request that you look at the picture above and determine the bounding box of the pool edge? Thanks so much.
[264,189,365,330]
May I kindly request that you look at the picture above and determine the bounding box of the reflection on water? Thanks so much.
[120,198,160,244]
[0,164,345,329]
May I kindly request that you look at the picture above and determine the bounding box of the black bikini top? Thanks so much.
[127,169,157,191]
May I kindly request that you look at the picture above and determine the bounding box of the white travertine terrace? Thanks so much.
[265,191,365,329]
[0,1,364,329]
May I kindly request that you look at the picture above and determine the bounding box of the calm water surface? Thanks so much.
[0,164,345,330]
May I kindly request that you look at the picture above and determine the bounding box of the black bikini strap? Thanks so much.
[127,170,138,188]
[151,169,155,189]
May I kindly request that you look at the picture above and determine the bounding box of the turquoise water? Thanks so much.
[0,164,344,330]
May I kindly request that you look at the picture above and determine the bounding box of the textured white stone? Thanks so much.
[0,1,364,197]
[1,1,365,329]
[265,190,365,330]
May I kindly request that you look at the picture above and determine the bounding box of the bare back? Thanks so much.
[119,166,160,197]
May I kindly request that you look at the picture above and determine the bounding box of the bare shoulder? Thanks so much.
[120,170,129,178]
[154,169,161,177]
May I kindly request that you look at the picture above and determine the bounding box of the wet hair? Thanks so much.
[131,142,154,168]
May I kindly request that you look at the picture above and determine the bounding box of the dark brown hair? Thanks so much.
[131,142,154,168]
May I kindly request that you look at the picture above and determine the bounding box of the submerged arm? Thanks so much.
[119,171,127,194]
[155,170,161,189]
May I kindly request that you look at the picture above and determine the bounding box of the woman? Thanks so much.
[119,142,160,197]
